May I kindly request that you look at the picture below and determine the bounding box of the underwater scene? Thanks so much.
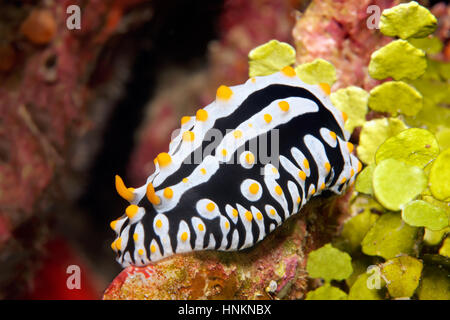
[0,0,448,301]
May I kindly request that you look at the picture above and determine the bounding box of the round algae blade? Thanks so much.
[306,283,348,300]
[409,37,443,55]
[355,164,375,195]
[357,118,407,165]
[362,212,419,259]
[368,40,427,80]
[375,128,439,168]
[348,273,384,300]
[248,40,296,77]
[368,81,423,116]
[381,256,423,298]
[295,58,337,85]
[380,2,437,39]
[429,148,450,201]
[330,86,369,133]
[373,159,427,211]
[306,244,353,282]
[402,200,448,231]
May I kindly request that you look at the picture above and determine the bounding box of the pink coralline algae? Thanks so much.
[0,0,149,298]
[293,0,399,90]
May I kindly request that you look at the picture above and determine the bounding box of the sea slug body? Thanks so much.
[110,66,361,267]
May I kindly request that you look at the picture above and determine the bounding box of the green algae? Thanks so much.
[379,2,437,39]
[248,40,296,77]
[368,81,423,116]
[295,58,337,85]
[306,244,353,282]
[368,40,427,80]
[362,212,420,259]
[330,86,368,133]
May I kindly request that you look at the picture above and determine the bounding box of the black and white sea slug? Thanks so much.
[110,66,361,267]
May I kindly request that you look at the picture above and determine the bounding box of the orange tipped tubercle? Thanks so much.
[319,83,331,95]
[115,175,135,202]
[146,182,161,205]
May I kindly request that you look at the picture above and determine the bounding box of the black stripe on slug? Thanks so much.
[155,84,345,190]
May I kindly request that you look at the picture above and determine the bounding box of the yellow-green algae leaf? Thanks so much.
[248,40,296,77]
[355,164,375,195]
[305,283,348,300]
[373,159,427,211]
[422,195,450,213]
[402,200,448,231]
[436,128,450,151]
[306,244,353,282]
[424,227,449,246]
[362,212,420,259]
[341,209,379,252]
[357,118,407,165]
[409,36,443,55]
[348,273,385,300]
[439,237,450,258]
[381,255,423,298]
[429,148,450,201]
[375,128,439,168]
[330,86,368,133]
[408,78,450,105]
[405,99,450,133]
[368,81,423,116]
[417,267,450,300]
[346,258,372,288]
[334,195,384,253]
[439,61,450,79]
[422,195,450,226]
[380,2,437,39]
[295,58,336,85]
[420,59,445,81]
[368,40,427,80]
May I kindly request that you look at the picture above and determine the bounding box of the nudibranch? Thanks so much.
[110,66,361,267]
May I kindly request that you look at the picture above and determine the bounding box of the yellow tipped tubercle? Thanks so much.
[196,109,208,121]
[281,66,296,77]
[156,152,172,167]
[146,182,161,205]
[116,237,122,251]
[319,83,331,95]
[216,85,233,100]
[347,142,354,153]
[126,205,139,219]
[182,131,195,142]
[110,220,118,231]
[180,116,191,125]
[249,183,259,195]
[163,187,173,199]
[245,153,255,164]
[278,101,290,112]
[115,175,135,202]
